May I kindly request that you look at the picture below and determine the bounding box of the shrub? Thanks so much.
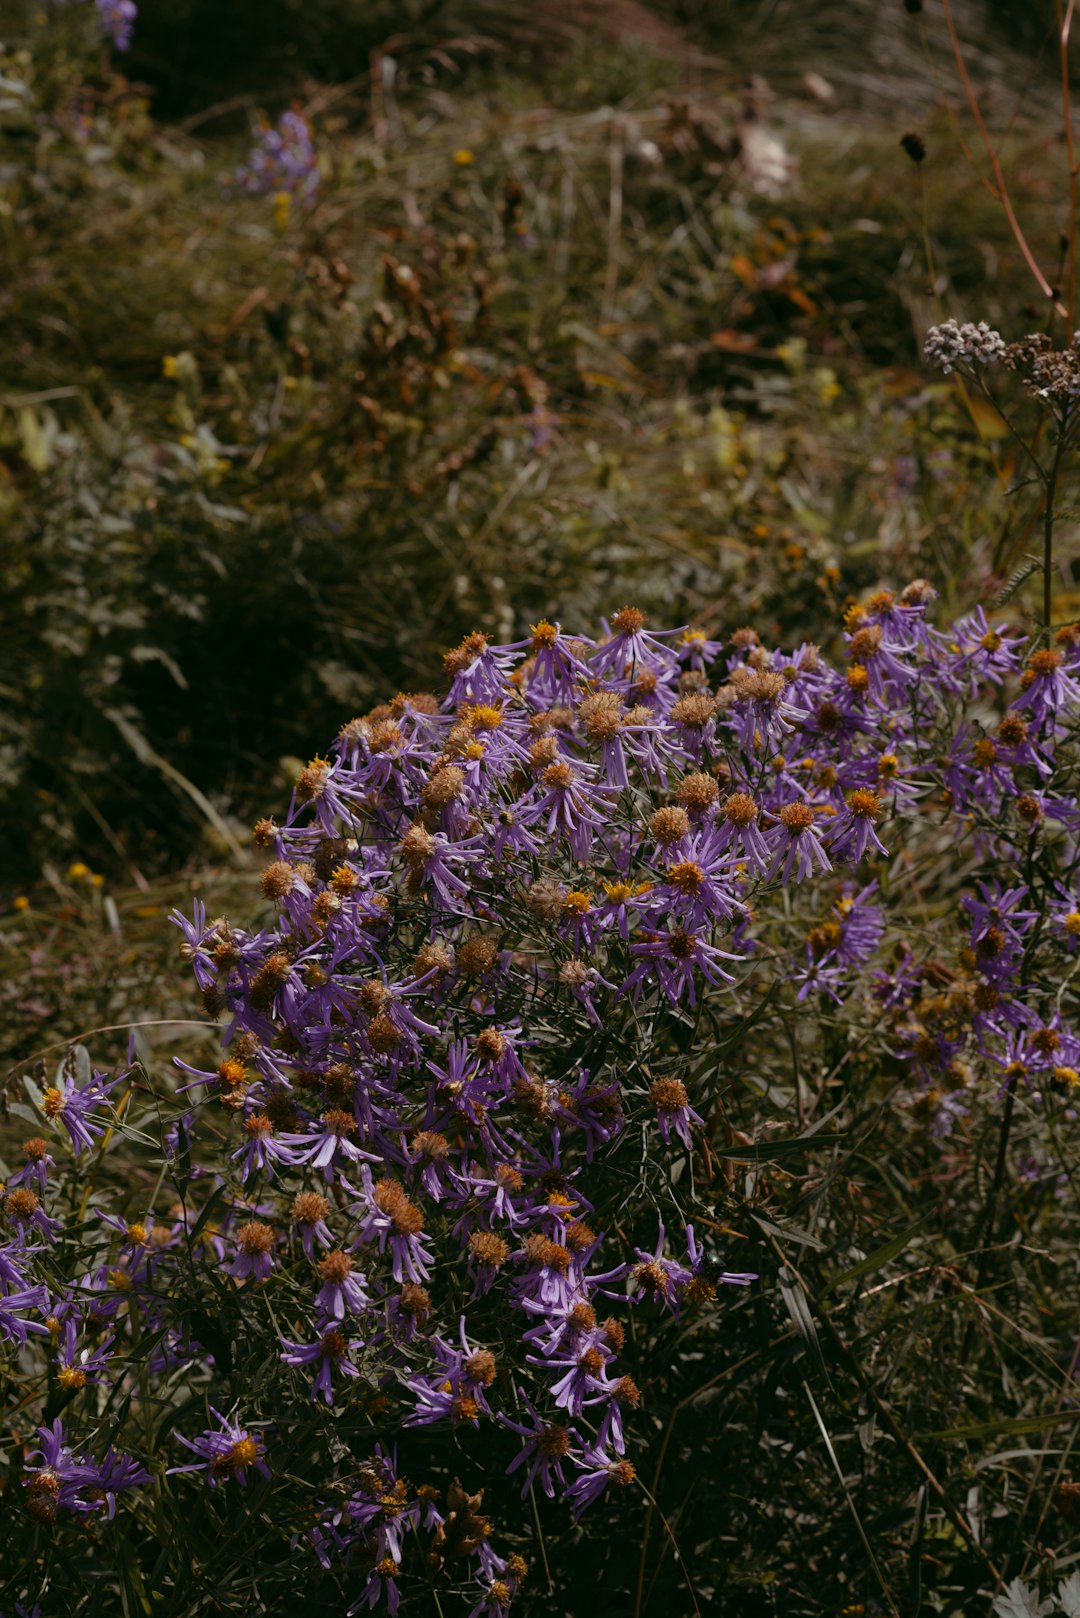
[6,552,1080,1610]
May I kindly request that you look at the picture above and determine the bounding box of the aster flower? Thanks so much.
[648,1077,703,1149]
[278,1111,381,1182]
[945,608,1025,691]
[54,1318,115,1391]
[229,1220,277,1282]
[26,1420,148,1519]
[313,1250,370,1321]
[501,1392,581,1498]
[349,1170,433,1284]
[0,1286,51,1348]
[169,1409,270,1487]
[623,926,740,1006]
[229,1111,300,1181]
[404,1320,499,1428]
[590,607,681,682]
[828,788,888,863]
[1018,647,1080,724]
[280,1326,361,1404]
[351,1559,402,1617]
[288,1190,334,1258]
[39,1067,121,1156]
[565,1443,637,1518]
[629,1226,693,1313]
[529,1336,615,1418]
[766,800,832,883]
[3,1188,60,1244]
[8,1136,56,1193]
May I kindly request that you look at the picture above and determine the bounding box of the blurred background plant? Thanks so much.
[5,1,1080,1609]
[6,0,1077,889]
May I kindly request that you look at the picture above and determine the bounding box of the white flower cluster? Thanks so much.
[923,318,1006,374]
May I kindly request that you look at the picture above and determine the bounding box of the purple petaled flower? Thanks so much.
[351,1561,402,1617]
[8,1136,56,1193]
[55,1318,115,1390]
[649,1077,703,1149]
[279,1112,380,1183]
[564,1442,638,1518]
[169,1409,270,1487]
[349,1168,434,1284]
[1018,646,1080,723]
[827,788,889,863]
[622,926,740,1006]
[140,585,1080,1558]
[314,1250,370,1320]
[280,1326,361,1404]
[403,1317,499,1429]
[228,1219,277,1282]
[26,1419,148,1519]
[40,1067,121,1156]
[501,1392,581,1498]
[766,800,832,883]
[629,1225,692,1313]
[0,1286,51,1348]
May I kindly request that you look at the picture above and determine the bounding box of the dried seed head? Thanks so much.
[458,934,499,978]
[399,1283,431,1319]
[579,691,624,742]
[443,631,489,677]
[650,806,690,846]
[5,1189,39,1219]
[723,791,759,828]
[611,606,645,635]
[413,941,455,978]
[237,1220,275,1255]
[465,1349,497,1385]
[411,1130,450,1161]
[469,1231,511,1267]
[261,860,296,900]
[475,1028,507,1061]
[526,878,567,922]
[671,692,716,727]
[292,1191,330,1225]
[317,1250,353,1284]
[422,766,466,809]
[676,771,720,812]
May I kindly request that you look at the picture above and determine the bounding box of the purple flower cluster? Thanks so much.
[9,587,1080,1611]
[234,111,319,201]
[52,0,136,51]
[95,0,136,49]
[24,1418,148,1523]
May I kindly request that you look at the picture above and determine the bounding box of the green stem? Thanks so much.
[1044,416,1068,631]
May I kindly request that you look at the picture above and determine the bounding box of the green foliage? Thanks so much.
[4,7,1042,878]
[5,12,1080,1604]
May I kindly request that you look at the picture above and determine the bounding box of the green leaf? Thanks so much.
[823,1219,925,1294]
[723,1132,847,1163]
[920,1409,1080,1443]
[777,1265,826,1376]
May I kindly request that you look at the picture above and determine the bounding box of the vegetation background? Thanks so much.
[4,1,1080,1612]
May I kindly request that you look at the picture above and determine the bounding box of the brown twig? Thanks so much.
[939,0,1067,317]
[632,1346,780,1618]
[760,1231,1005,1586]
[1061,0,1078,326]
